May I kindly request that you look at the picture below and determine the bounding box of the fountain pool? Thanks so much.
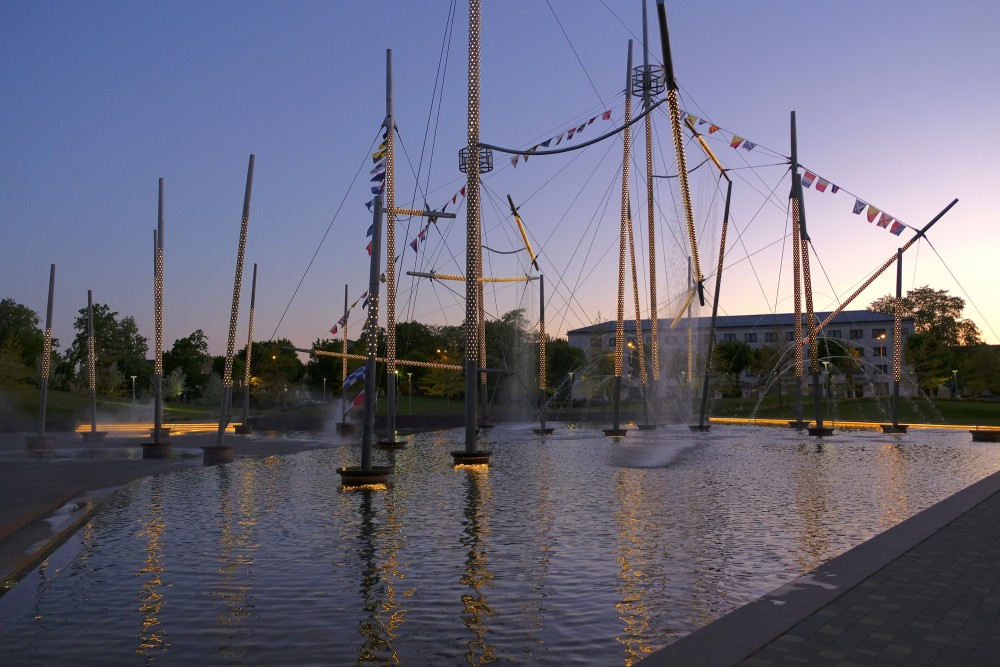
[1,425,997,665]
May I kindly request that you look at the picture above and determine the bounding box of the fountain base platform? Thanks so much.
[376,439,407,450]
[25,435,55,450]
[787,420,810,430]
[688,424,711,432]
[335,422,355,433]
[603,428,628,437]
[881,424,909,434]
[451,451,492,466]
[971,429,1000,443]
[808,426,835,437]
[80,431,108,442]
[234,424,253,435]
[338,466,391,487]
[532,427,554,435]
[142,442,173,459]
[201,444,234,465]
[637,424,658,431]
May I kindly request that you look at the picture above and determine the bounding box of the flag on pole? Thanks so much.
[351,389,366,412]
[802,171,817,188]
[370,172,385,183]
[410,238,419,252]
[866,205,880,223]
[511,154,519,168]
[853,199,866,214]
[370,162,385,175]
[343,366,366,388]
[576,123,586,134]
[588,116,596,125]
[540,138,552,148]
[366,223,373,237]
[329,325,338,335]
[366,241,372,256]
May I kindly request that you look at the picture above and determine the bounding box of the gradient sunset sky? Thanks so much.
[3,1,998,357]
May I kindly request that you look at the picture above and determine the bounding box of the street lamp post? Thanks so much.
[568,371,574,407]
[407,372,412,414]
[953,369,959,398]
[821,361,830,399]
[323,377,327,404]
[131,375,137,403]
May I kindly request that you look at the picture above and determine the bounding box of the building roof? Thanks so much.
[567,310,906,336]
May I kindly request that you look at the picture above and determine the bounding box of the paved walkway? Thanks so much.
[640,463,1000,666]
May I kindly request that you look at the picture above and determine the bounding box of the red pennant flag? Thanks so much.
[730,136,744,149]
[601,110,611,120]
[801,171,816,188]
[815,178,829,192]
[708,124,719,134]
[460,186,466,197]
[352,390,366,412]
[866,205,880,223]
[329,325,339,335]
[366,241,372,255]
[567,127,577,140]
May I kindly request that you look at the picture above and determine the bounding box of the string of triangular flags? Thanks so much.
[510,110,614,168]
[799,168,909,237]
[328,287,372,336]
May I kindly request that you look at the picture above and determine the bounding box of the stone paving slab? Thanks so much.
[640,465,1000,666]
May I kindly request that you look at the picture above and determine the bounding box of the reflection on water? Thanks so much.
[2,426,1000,665]
[458,465,495,664]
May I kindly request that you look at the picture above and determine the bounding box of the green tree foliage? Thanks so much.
[163,367,186,402]
[713,340,755,398]
[545,337,587,394]
[868,286,982,346]
[0,298,50,378]
[68,302,148,395]
[905,332,952,396]
[243,339,305,406]
[0,338,33,386]
[163,330,210,398]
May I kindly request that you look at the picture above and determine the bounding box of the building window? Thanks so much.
[785,331,795,341]
[875,364,888,374]
[902,327,911,336]
[873,346,887,357]
[765,332,777,342]
[872,328,887,340]
[722,333,736,342]
[828,329,842,339]
[849,329,863,339]
[744,333,757,343]
[858,348,865,357]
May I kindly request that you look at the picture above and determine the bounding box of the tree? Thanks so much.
[713,340,755,398]
[164,330,210,398]
[0,298,51,379]
[164,367,186,403]
[868,286,981,346]
[68,302,149,393]
[905,332,952,396]
[545,337,587,394]
[305,338,346,392]
[0,338,32,387]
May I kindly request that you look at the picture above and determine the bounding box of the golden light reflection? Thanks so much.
[790,443,832,571]
[135,477,168,657]
[874,443,911,527]
[213,464,259,660]
[459,465,496,664]
[75,422,236,436]
[355,489,407,664]
[613,472,655,666]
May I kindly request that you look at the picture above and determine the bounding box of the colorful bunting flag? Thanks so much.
[351,389,366,412]
[344,366,366,388]
[410,238,419,252]
[602,110,611,120]
[866,205,880,223]
[366,241,372,256]
[576,123,586,134]
[555,132,565,145]
[370,162,385,175]
[853,199,866,214]
[366,224,373,237]
[588,116,596,125]
[815,178,829,192]
[742,141,756,151]
[460,186,466,197]
[889,221,906,236]
[540,138,551,148]
[511,154,519,168]
[372,150,386,162]
[687,114,698,125]
[708,124,719,134]
[567,127,577,140]
[370,172,385,183]
[831,184,840,194]
[877,213,893,229]
[329,324,338,335]
[802,171,817,188]
[730,136,744,149]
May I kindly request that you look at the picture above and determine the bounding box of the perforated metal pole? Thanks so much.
[217,155,255,446]
[384,49,399,443]
[36,264,55,436]
[242,263,257,426]
[362,196,384,469]
[87,290,97,433]
[153,179,165,443]
[892,248,903,427]
[464,0,482,453]
[612,41,634,434]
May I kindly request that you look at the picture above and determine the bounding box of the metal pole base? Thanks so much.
[149,427,172,439]
[880,424,909,434]
[532,427,554,435]
[25,435,55,450]
[142,442,174,459]
[451,451,491,465]
[335,422,356,433]
[688,424,711,432]
[970,429,1000,442]
[80,431,108,442]
[201,444,234,465]
[807,426,835,437]
[603,428,628,437]
[637,423,659,431]
[787,420,810,430]
[338,466,391,488]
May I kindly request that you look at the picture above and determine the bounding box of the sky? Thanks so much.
[3,0,999,360]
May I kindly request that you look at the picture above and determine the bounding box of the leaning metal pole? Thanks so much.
[799,169,829,434]
[641,0,661,399]
[696,178,732,430]
[341,284,350,425]
[35,264,56,439]
[608,41,633,437]
[627,188,650,427]
[216,155,255,447]
[241,263,257,429]
[655,0,704,305]
[153,179,165,444]
[463,0,482,455]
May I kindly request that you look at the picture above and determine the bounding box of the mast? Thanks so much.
[462,0,483,455]
[790,112,805,427]
[606,40,633,438]
[383,48,401,445]
[35,264,56,440]
[640,0,662,413]
[341,284,350,426]
[87,290,98,434]
[153,178,165,443]
[655,0,704,305]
